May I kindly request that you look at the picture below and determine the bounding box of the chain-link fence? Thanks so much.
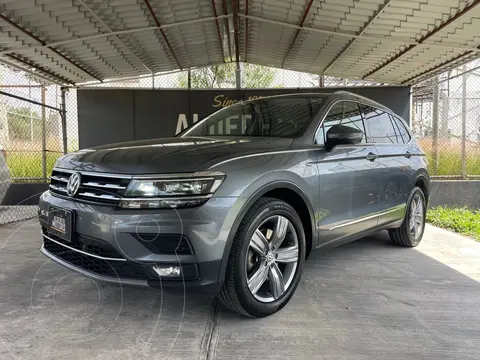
[412,59,480,179]
[2,58,478,224]
[0,65,70,224]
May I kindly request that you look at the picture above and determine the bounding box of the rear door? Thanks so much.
[360,105,412,227]
[314,101,381,246]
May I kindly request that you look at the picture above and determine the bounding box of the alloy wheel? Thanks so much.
[245,215,299,303]
[409,194,424,240]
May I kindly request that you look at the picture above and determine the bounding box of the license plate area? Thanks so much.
[47,206,73,242]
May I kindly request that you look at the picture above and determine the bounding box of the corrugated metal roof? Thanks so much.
[0,0,479,85]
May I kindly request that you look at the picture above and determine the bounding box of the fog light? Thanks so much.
[152,265,181,277]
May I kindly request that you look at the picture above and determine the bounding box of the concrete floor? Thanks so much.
[1,220,479,360]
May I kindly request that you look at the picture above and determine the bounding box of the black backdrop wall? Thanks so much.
[77,87,411,149]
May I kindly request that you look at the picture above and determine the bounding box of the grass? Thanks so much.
[426,206,480,241]
[3,137,480,180]
[424,151,480,176]
[418,138,480,176]
[6,152,61,180]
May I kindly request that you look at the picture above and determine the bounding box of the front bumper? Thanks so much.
[38,191,241,292]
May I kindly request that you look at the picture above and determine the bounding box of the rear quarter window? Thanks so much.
[391,116,411,144]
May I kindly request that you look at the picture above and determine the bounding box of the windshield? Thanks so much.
[181,96,326,138]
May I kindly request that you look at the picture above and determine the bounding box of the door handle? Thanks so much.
[366,152,378,161]
[404,151,412,158]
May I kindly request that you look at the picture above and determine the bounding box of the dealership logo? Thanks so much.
[66,172,81,197]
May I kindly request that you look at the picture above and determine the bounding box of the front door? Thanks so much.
[314,101,381,246]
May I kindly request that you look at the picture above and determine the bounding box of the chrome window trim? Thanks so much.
[358,103,413,146]
[313,99,366,145]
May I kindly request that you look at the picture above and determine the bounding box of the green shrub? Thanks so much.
[426,206,480,241]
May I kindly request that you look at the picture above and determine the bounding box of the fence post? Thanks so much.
[461,66,467,179]
[60,87,67,154]
[319,75,324,87]
[41,85,47,182]
[432,78,440,175]
[236,62,241,89]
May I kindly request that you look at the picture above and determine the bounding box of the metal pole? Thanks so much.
[319,75,324,87]
[461,66,467,179]
[432,78,440,175]
[236,62,241,89]
[41,85,47,182]
[60,87,67,154]
[187,68,191,89]
[420,97,424,137]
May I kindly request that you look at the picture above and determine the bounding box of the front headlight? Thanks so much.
[119,172,225,209]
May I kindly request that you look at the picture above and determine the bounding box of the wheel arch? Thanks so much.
[413,171,430,206]
[215,181,316,292]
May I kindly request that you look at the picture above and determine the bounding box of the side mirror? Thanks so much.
[325,124,363,152]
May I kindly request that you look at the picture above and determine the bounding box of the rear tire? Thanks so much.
[388,186,426,247]
[218,197,306,317]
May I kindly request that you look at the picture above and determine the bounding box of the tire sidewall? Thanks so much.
[405,186,427,246]
[233,200,306,317]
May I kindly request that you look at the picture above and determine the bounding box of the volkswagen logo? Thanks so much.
[66,172,81,197]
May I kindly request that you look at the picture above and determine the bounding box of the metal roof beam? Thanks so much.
[244,0,249,62]
[77,0,154,75]
[412,63,480,91]
[281,0,314,68]
[143,0,183,70]
[323,0,392,75]
[232,0,240,63]
[402,51,476,85]
[212,0,226,61]
[363,0,480,80]
[0,13,101,82]
[2,54,75,85]
[0,15,231,58]
[0,58,64,86]
[222,0,233,62]
[239,15,480,54]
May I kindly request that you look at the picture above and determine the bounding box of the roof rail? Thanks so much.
[332,90,388,110]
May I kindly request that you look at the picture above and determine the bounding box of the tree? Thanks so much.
[7,107,41,141]
[6,106,60,141]
[176,63,278,88]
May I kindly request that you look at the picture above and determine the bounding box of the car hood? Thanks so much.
[55,136,294,174]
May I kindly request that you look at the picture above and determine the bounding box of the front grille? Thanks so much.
[43,238,151,280]
[50,169,131,205]
[42,227,123,259]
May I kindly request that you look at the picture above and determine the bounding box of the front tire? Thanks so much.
[218,197,306,317]
[388,186,426,247]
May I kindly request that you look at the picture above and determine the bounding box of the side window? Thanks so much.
[360,105,398,144]
[391,115,411,144]
[316,101,366,145]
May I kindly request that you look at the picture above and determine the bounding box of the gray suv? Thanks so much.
[38,91,429,317]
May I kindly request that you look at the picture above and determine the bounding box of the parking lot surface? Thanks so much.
[1,220,479,359]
